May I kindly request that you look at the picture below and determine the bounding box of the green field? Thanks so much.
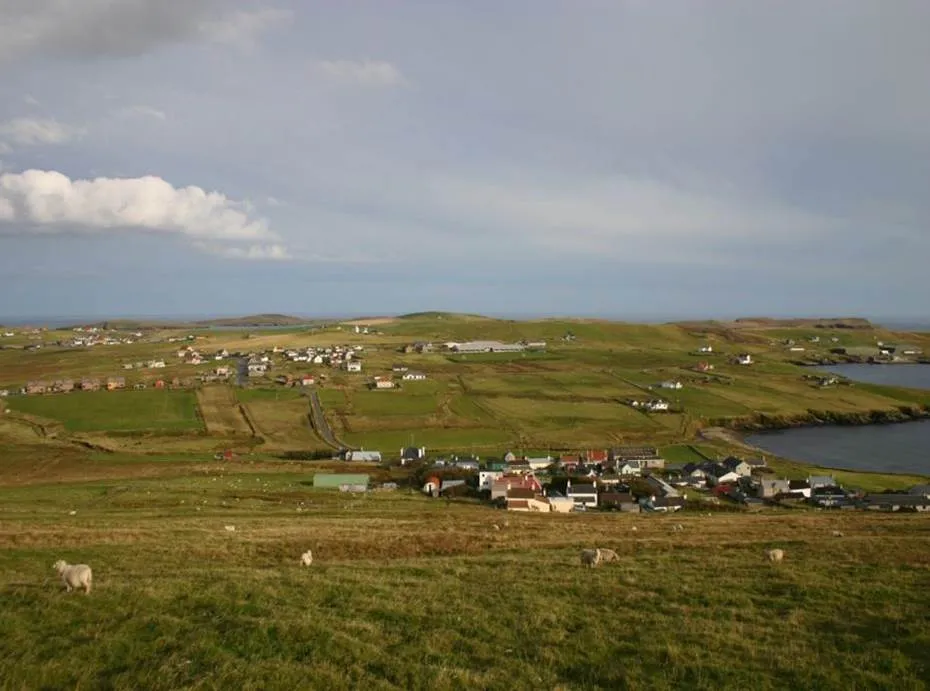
[0,467,928,689]
[7,390,202,433]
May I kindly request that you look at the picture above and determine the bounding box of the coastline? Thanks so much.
[708,405,930,432]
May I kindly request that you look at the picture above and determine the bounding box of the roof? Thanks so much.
[313,473,370,488]
[568,484,597,495]
[600,492,635,503]
[506,487,537,499]
[507,499,530,509]
[612,446,659,460]
[788,480,810,490]
[587,450,609,462]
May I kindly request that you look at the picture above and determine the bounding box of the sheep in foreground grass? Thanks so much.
[832,530,844,538]
[53,560,92,594]
[300,550,313,567]
[580,548,619,568]
[766,549,785,563]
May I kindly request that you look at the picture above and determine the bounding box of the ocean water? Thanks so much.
[747,364,930,474]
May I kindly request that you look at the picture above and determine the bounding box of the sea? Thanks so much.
[747,364,930,475]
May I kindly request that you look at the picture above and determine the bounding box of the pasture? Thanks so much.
[6,390,202,433]
[0,461,928,689]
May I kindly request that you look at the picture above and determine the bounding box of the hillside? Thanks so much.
[194,314,312,327]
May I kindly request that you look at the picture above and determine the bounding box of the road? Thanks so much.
[308,390,352,450]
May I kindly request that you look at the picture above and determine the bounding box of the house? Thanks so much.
[346,360,362,372]
[586,449,609,465]
[861,494,930,512]
[735,353,753,365]
[391,364,408,373]
[808,475,837,490]
[695,362,715,372]
[698,345,713,353]
[371,377,395,389]
[344,450,382,462]
[491,475,542,501]
[599,491,640,512]
[478,470,503,491]
[148,360,166,369]
[80,378,101,392]
[566,479,598,510]
[455,459,480,471]
[705,464,742,487]
[810,485,850,508]
[722,457,753,478]
[660,380,683,390]
[681,463,708,487]
[402,371,427,381]
[506,489,552,512]
[525,457,554,471]
[25,381,48,395]
[759,478,790,498]
[559,454,581,471]
[787,479,812,499]
[907,484,930,498]
[400,446,427,465]
[617,460,646,476]
[612,446,664,469]
[106,377,126,391]
[299,375,315,386]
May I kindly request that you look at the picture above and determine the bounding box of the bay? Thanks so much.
[747,364,930,475]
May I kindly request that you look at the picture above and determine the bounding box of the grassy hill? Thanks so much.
[0,461,927,689]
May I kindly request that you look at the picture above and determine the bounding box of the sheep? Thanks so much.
[766,548,785,563]
[300,550,313,567]
[597,548,619,563]
[53,560,92,594]
[224,525,236,532]
[580,549,601,568]
[831,530,844,538]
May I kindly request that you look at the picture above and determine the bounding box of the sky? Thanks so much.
[0,0,928,320]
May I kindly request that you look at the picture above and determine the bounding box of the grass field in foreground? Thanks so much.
[6,389,202,433]
[0,469,928,690]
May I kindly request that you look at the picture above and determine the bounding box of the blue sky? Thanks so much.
[0,0,928,320]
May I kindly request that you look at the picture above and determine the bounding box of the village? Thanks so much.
[321,445,930,515]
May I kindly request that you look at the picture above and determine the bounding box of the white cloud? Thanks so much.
[212,243,292,261]
[199,8,293,50]
[311,60,407,88]
[0,118,84,147]
[115,105,167,121]
[0,169,282,259]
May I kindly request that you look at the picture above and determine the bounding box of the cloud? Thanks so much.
[115,106,167,121]
[0,118,84,147]
[209,243,292,261]
[0,1,289,65]
[198,8,293,50]
[311,60,407,88]
[0,169,283,259]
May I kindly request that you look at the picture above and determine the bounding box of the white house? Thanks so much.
[478,470,503,491]
[566,480,598,510]
[699,345,713,353]
[346,450,382,462]
[660,380,683,390]
[346,360,362,372]
[735,353,753,365]
[402,371,427,381]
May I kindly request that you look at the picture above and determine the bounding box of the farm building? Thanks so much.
[313,473,370,490]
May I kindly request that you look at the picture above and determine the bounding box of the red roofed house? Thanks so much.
[586,449,609,465]
[491,474,542,501]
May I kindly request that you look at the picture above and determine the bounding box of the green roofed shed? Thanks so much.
[313,473,370,489]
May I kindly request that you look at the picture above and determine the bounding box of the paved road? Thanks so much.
[308,390,350,450]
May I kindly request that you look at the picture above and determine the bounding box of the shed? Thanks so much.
[313,473,370,489]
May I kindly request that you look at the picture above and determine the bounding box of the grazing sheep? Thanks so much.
[224,525,236,532]
[580,549,601,568]
[766,548,785,563]
[300,550,313,567]
[630,526,638,532]
[598,548,619,563]
[491,524,501,531]
[53,560,92,594]
[832,530,844,537]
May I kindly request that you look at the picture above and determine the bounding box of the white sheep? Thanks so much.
[831,530,844,538]
[766,548,785,563]
[53,560,92,594]
[300,550,313,567]
[580,549,601,568]
[597,548,619,563]
[224,525,236,532]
